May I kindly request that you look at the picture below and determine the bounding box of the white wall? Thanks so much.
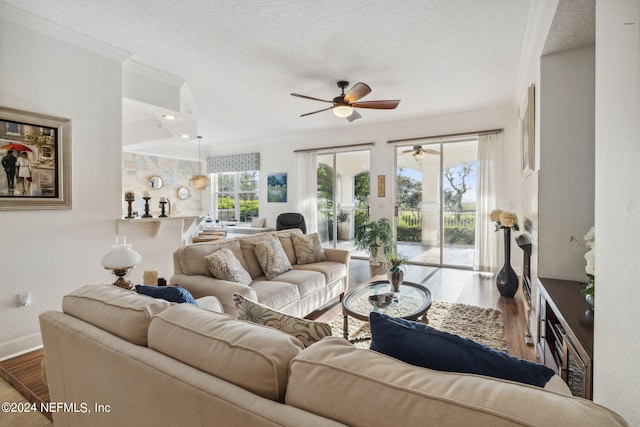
[538,45,595,281]
[208,107,520,267]
[0,6,127,359]
[594,1,640,424]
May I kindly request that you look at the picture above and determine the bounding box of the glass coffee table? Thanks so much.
[341,280,432,342]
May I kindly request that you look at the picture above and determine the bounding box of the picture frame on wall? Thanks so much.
[520,84,535,177]
[377,175,385,197]
[0,107,72,210]
[267,172,287,202]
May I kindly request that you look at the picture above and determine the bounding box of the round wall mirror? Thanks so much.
[177,186,191,200]
[149,176,164,189]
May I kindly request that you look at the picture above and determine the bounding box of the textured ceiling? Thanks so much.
[5,0,532,150]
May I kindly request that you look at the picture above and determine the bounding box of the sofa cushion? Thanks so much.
[251,279,301,311]
[176,239,245,277]
[253,238,293,279]
[135,285,198,305]
[239,233,276,278]
[148,304,303,402]
[369,312,555,388]
[292,233,327,265]
[204,248,252,286]
[273,228,302,265]
[233,293,331,347]
[292,262,346,285]
[62,284,170,346]
[286,337,625,427]
[267,269,325,298]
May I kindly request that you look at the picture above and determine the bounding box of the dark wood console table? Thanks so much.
[537,277,593,399]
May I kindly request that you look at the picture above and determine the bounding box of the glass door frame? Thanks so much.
[394,138,477,270]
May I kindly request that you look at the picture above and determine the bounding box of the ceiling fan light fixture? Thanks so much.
[333,105,353,118]
[413,151,424,160]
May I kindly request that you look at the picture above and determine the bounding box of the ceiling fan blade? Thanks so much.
[291,93,334,104]
[346,110,361,122]
[344,82,371,104]
[300,106,334,117]
[424,149,441,155]
[352,100,401,109]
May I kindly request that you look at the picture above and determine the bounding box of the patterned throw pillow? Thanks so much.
[252,239,292,279]
[292,233,327,265]
[204,248,252,286]
[233,293,332,347]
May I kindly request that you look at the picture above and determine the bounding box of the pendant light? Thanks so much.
[189,135,210,190]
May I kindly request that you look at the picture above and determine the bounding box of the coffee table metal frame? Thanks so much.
[341,280,432,342]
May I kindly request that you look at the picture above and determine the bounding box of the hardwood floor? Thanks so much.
[0,260,536,426]
[308,259,537,362]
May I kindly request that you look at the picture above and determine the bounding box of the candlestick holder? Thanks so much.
[142,197,152,218]
[125,200,135,218]
[159,201,168,217]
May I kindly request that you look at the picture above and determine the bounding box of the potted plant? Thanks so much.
[354,217,393,265]
[385,253,408,292]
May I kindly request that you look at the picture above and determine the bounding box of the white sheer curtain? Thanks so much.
[295,152,318,233]
[474,132,503,272]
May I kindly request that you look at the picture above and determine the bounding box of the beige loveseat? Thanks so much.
[170,229,349,316]
[39,285,627,427]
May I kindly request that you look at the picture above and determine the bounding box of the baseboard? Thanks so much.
[0,333,42,362]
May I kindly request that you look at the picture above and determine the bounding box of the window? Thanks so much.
[212,170,259,222]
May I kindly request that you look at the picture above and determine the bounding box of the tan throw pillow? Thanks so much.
[204,248,252,286]
[292,233,327,265]
[252,239,292,279]
[251,217,266,228]
[233,293,331,347]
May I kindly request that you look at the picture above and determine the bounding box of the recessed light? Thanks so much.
[180,134,190,139]
[163,114,177,120]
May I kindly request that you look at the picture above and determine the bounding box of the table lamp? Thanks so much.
[101,236,142,289]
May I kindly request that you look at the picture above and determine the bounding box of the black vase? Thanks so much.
[496,228,519,297]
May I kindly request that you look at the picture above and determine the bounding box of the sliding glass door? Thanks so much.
[395,139,478,268]
[317,150,370,253]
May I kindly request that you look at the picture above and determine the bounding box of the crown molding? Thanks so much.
[123,59,185,89]
[1,2,130,63]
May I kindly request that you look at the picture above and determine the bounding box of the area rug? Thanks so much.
[329,300,508,351]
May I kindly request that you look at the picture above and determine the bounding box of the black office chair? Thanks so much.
[276,212,306,234]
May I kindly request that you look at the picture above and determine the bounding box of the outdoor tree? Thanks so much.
[354,171,370,208]
[397,168,421,209]
[317,163,334,207]
[443,162,473,222]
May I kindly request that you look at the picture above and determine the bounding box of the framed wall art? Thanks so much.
[520,84,535,177]
[0,107,72,210]
[377,175,385,198]
[267,172,287,203]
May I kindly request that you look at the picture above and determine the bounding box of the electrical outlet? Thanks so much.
[18,292,31,307]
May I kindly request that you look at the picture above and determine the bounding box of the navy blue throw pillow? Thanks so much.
[369,312,554,387]
[135,285,198,306]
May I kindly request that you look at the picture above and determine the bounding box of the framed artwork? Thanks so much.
[0,107,72,210]
[520,84,535,177]
[267,172,287,202]
[377,175,385,198]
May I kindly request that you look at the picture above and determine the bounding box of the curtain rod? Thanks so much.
[387,128,504,144]
[293,141,375,153]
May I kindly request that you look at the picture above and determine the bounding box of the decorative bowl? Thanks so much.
[368,293,395,309]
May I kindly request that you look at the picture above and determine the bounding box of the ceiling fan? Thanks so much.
[401,145,441,160]
[291,81,400,122]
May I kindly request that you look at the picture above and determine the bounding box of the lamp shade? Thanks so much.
[189,174,210,190]
[101,237,141,269]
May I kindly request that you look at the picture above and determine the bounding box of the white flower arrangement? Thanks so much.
[490,209,520,232]
[570,226,595,296]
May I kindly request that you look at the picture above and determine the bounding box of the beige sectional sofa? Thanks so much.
[170,229,349,316]
[39,285,627,427]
